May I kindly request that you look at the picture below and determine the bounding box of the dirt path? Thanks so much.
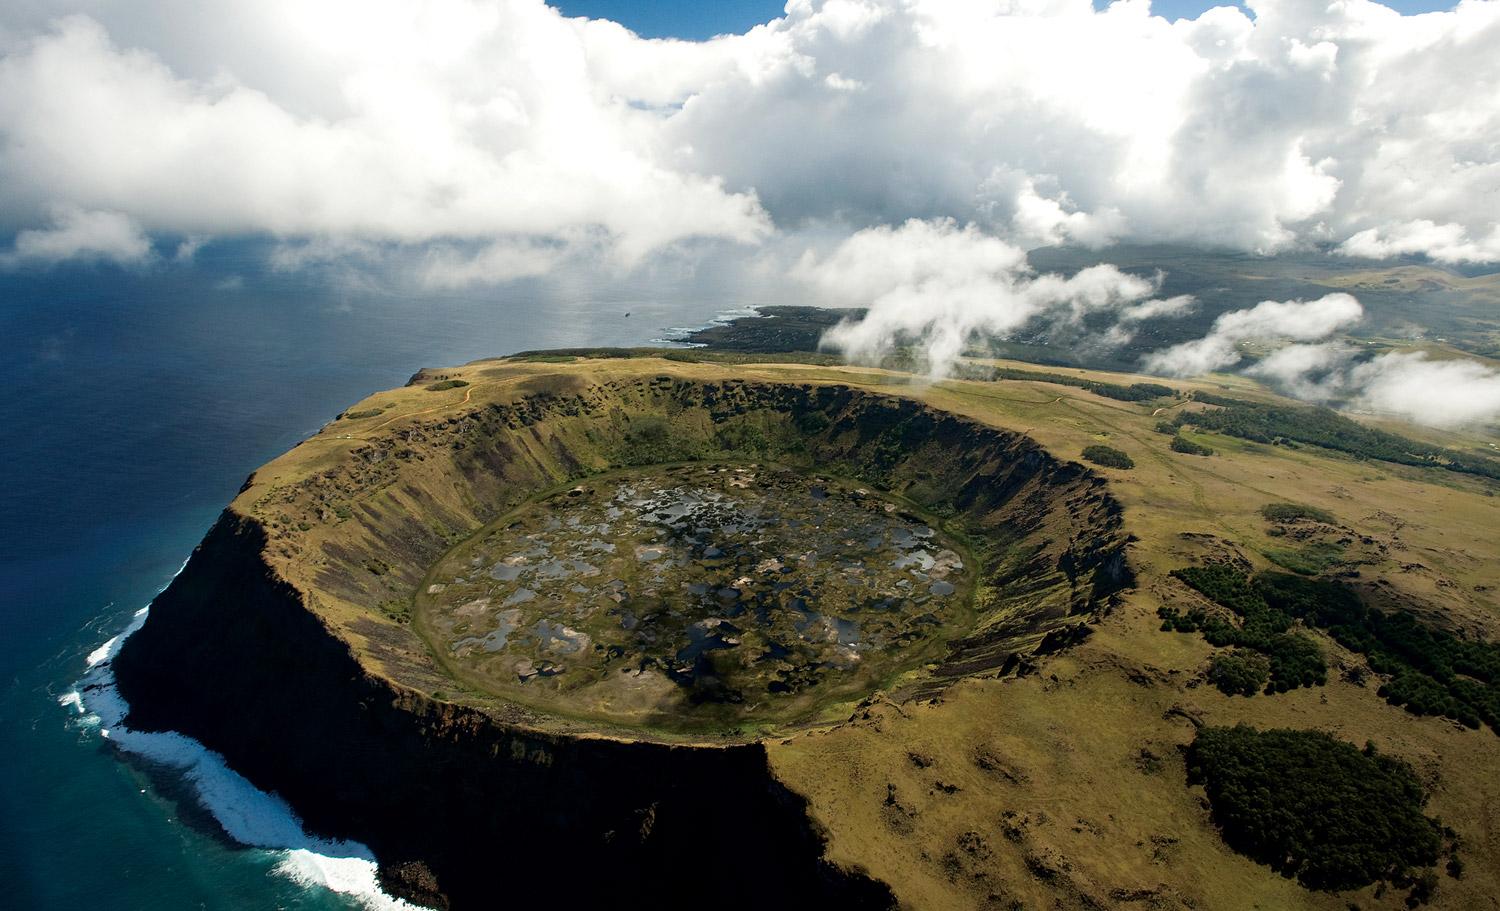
[350,383,481,437]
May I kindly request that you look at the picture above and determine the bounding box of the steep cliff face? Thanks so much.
[115,514,892,909]
[113,369,1129,908]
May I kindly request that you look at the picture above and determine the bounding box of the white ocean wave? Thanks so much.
[63,566,414,910]
[646,338,707,348]
[657,305,764,343]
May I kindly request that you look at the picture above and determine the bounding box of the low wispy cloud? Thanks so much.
[805,218,1180,375]
[1242,341,1357,402]
[419,238,570,289]
[1142,294,1365,377]
[1349,353,1500,429]
[2,206,152,267]
[1141,293,1500,429]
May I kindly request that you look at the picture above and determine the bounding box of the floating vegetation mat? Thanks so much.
[416,463,974,732]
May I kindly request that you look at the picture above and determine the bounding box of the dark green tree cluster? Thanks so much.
[1170,434,1215,456]
[1092,381,1177,401]
[1175,394,1500,481]
[1169,564,1265,615]
[619,415,702,464]
[1261,501,1335,524]
[1257,574,1500,732]
[1207,649,1271,696]
[984,366,1176,402]
[1161,565,1326,693]
[1081,444,1134,469]
[1164,566,1500,732]
[339,407,386,420]
[713,422,775,456]
[1186,725,1445,893]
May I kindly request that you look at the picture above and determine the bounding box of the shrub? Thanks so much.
[1208,649,1271,696]
[1263,632,1327,692]
[714,422,774,455]
[793,410,831,434]
[1262,502,1336,524]
[985,367,1175,401]
[1125,382,1177,399]
[425,379,470,392]
[1171,434,1215,456]
[1081,444,1134,469]
[1186,725,1443,892]
[1172,564,1270,619]
[1087,381,1176,401]
[1263,542,1346,576]
[618,414,704,464]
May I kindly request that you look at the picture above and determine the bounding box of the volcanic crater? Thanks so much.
[421,463,975,731]
[112,362,1131,907]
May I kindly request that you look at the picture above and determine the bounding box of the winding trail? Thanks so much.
[333,383,484,443]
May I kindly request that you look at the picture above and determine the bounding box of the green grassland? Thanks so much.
[241,350,1500,910]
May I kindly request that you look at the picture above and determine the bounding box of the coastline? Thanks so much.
[649,304,764,347]
[59,561,414,910]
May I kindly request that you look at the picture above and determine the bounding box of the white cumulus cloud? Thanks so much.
[0,0,1496,275]
[0,6,769,272]
[1338,220,1500,265]
[660,0,1500,259]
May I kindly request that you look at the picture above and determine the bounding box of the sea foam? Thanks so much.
[651,304,763,346]
[62,567,414,910]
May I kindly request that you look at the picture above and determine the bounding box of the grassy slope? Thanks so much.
[241,354,1500,908]
[757,364,1500,911]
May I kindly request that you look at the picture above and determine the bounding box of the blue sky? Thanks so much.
[553,0,1460,40]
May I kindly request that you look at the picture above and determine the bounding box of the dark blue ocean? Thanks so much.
[0,241,767,909]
